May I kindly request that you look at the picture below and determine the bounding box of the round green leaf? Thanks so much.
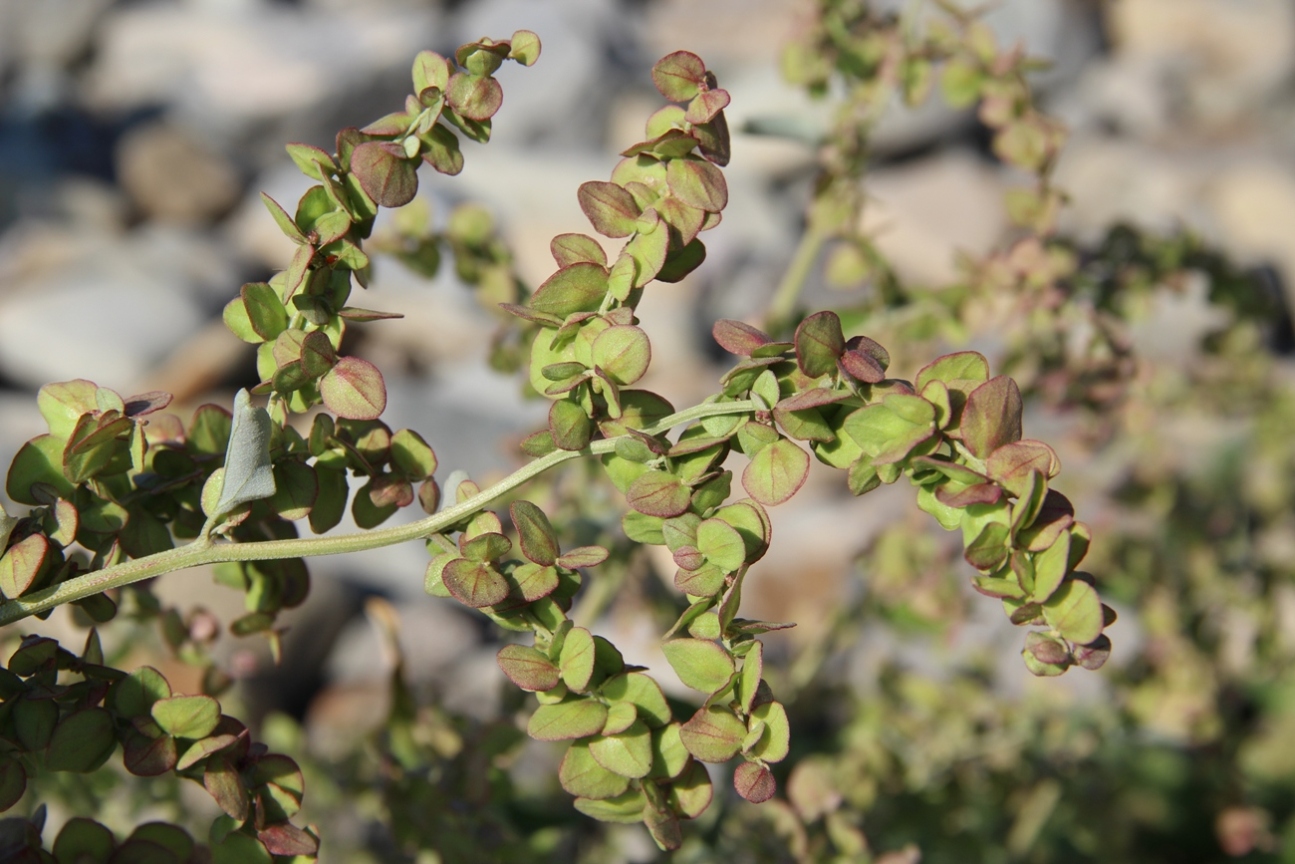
[442,558,508,608]
[7,435,75,504]
[560,626,597,693]
[666,157,727,212]
[696,518,746,573]
[742,438,810,507]
[679,705,746,763]
[794,311,845,378]
[446,72,503,121]
[578,181,641,238]
[53,817,114,863]
[496,645,559,692]
[573,787,647,824]
[320,357,387,420]
[1042,579,1103,645]
[528,699,610,742]
[151,695,220,740]
[749,700,790,763]
[960,376,1023,459]
[652,51,706,101]
[627,470,691,518]
[0,534,49,600]
[589,719,653,779]
[602,672,672,728]
[46,709,116,773]
[560,741,630,800]
[529,263,609,317]
[350,141,418,209]
[662,638,734,694]
[592,326,651,386]
[509,30,542,66]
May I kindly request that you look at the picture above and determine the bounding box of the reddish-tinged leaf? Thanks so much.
[123,391,172,418]
[412,49,452,93]
[686,88,731,124]
[497,644,560,692]
[713,320,772,356]
[776,389,850,411]
[959,376,1023,458]
[446,72,503,121]
[551,233,608,268]
[986,439,1060,495]
[578,181,641,238]
[511,500,559,566]
[1043,578,1103,645]
[679,705,745,763]
[361,111,411,137]
[530,262,609,317]
[442,558,508,608]
[1074,634,1112,670]
[420,123,464,175]
[915,351,990,391]
[258,824,318,857]
[666,157,728,212]
[742,438,810,506]
[557,546,609,568]
[839,349,885,383]
[338,306,404,322]
[549,400,592,452]
[320,357,387,420]
[794,311,845,378]
[528,700,610,741]
[652,51,707,101]
[0,534,49,600]
[204,755,249,821]
[935,482,1003,508]
[627,471,692,517]
[509,30,542,66]
[592,326,651,386]
[350,141,418,208]
[734,761,777,803]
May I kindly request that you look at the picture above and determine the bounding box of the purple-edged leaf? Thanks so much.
[1018,489,1075,552]
[412,49,451,94]
[361,111,411,137]
[666,157,727,212]
[713,319,772,356]
[578,181,641,238]
[1025,631,1071,665]
[561,741,630,799]
[260,193,307,244]
[258,824,318,857]
[839,349,885,383]
[652,51,707,101]
[655,196,705,245]
[446,72,503,121]
[794,311,845,378]
[204,755,249,821]
[1073,634,1112,670]
[500,304,563,327]
[350,141,418,209]
[530,262,609,317]
[965,521,1010,572]
[510,500,559,566]
[656,237,707,283]
[695,110,732,167]
[123,730,177,776]
[123,391,172,418]
[46,709,115,773]
[986,439,1060,495]
[685,88,730,125]
[842,398,935,465]
[507,562,560,602]
[442,558,508,608]
[528,699,610,742]
[662,638,734,693]
[286,142,337,180]
[420,123,464,175]
[1042,579,1103,645]
[909,456,988,486]
[497,644,560,692]
[742,438,810,507]
[549,400,592,451]
[0,535,49,600]
[320,357,386,420]
[593,326,651,386]
[776,388,850,412]
[679,705,745,763]
[557,546,609,568]
[509,30,542,66]
[915,351,990,391]
[151,695,220,740]
[551,233,608,268]
[627,471,692,517]
[734,761,776,803]
[560,627,597,692]
[935,482,1003,508]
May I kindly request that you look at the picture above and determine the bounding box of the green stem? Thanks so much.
[0,399,756,627]
[766,224,827,338]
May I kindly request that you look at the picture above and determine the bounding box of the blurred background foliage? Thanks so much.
[5,0,1295,861]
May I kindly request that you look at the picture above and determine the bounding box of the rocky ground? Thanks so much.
[0,0,1292,775]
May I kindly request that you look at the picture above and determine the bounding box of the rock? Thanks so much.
[0,222,230,392]
[1108,0,1295,129]
[83,3,438,140]
[858,149,1006,287]
[116,122,242,225]
[1209,160,1295,309]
